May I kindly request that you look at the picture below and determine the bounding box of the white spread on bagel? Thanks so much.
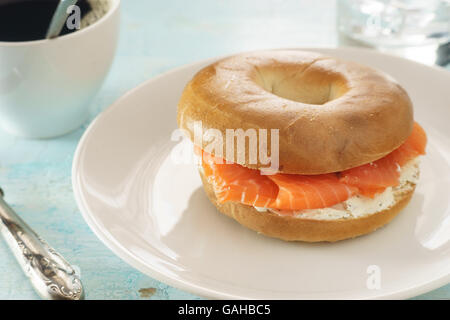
[253,206,268,212]
[255,158,420,220]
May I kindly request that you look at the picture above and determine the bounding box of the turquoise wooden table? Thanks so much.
[0,0,448,300]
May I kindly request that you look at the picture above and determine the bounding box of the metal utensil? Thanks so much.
[46,0,79,39]
[0,188,84,300]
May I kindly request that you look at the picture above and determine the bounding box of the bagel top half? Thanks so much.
[177,50,414,174]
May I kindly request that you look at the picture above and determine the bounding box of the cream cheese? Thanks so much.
[399,158,420,184]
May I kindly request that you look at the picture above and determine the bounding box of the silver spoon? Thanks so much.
[0,188,84,300]
[46,0,79,39]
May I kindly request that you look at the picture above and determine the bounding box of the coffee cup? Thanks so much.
[0,0,120,138]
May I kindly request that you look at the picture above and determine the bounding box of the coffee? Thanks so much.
[0,0,92,42]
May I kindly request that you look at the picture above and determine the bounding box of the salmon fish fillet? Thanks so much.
[340,122,427,197]
[199,122,427,210]
[201,151,279,208]
[267,174,357,211]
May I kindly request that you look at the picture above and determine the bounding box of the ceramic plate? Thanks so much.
[73,48,450,299]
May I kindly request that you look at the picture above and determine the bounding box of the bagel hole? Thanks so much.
[254,67,348,105]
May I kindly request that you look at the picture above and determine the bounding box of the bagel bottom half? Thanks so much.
[199,171,415,242]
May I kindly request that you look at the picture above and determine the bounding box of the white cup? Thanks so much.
[0,0,120,138]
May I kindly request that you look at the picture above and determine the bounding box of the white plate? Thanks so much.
[72,48,450,299]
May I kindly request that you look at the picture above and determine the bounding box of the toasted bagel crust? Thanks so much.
[178,50,414,174]
[200,170,415,242]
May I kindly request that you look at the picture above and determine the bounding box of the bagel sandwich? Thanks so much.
[177,50,427,242]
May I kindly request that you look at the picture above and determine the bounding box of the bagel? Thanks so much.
[178,50,414,174]
[177,49,426,242]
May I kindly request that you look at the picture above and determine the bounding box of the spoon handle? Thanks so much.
[0,189,84,300]
[46,0,79,39]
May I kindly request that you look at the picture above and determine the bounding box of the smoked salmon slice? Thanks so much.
[267,174,357,211]
[199,122,427,209]
[339,155,401,197]
[202,151,278,207]
[340,122,427,197]
[200,151,356,210]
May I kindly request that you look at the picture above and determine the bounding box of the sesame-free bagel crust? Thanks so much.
[178,50,414,174]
